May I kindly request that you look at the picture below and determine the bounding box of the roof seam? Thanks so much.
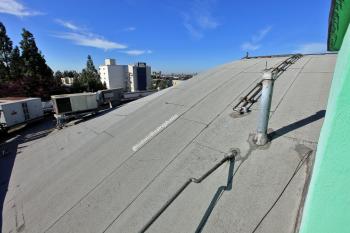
[270,57,313,120]
[100,59,264,232]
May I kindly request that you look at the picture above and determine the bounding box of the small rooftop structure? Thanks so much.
[104,58,116,66]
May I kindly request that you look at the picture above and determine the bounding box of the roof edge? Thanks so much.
[242,52,337,60]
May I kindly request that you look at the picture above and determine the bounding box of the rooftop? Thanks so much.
[0,53,337,233]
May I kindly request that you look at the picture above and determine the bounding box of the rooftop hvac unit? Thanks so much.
[51,93,98,115]
[96,88,123,107]
[0,98,43,129]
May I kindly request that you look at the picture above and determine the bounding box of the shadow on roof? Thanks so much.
[269,110,326,141]
[195,156,236,233]
[0,118,56,230]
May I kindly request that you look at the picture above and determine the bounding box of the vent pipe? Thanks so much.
[254,71,274,145]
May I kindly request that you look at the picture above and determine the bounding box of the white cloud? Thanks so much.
[124,27,136,31]
[241,26,272,51]
[294,43,326,54]
[56,19,79,31]
[54,32,127,50]
[197,15,219,29]
[182,0,219,39]
[0,0,42,17]
[183,20,203,39]
[54,20,127,50]
[252,26,272,43]
[124,49,152,56]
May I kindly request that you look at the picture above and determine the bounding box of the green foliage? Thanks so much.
[20,28,56,99]
[9,46,23,80]
[61,70,79,78]
[0,22,105,99]
[86,55,98,73]
[152,79,172,90]
[75,55,105,92]
[0,22,61,99]
[54,70,63,80]
[0,22,13,81]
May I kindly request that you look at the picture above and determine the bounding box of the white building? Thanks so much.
[61,77,75,86]
[99,59,151,92]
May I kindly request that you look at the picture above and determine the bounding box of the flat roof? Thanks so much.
[1,54,337,233]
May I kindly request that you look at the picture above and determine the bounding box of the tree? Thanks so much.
[71,77,84,92]
[20,28,55,99]
[54,70,63,80]
[86,55,98,73]
[79,55,104,92]
[60,70,79,79]
[0,22,13,81]
[71,70,79,79]
[53,70,64,89]
[9,46,23,80]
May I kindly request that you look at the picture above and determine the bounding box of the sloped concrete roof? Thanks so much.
[1,53,337,233]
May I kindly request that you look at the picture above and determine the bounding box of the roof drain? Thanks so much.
[138,150,237,233]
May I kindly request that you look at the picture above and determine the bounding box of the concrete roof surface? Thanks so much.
[0,53,337,233]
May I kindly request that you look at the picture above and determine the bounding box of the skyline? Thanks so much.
[0,0,330,73]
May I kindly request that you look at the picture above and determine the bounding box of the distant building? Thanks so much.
[172,79,186,86]
[99,59,151,92]
[61,77,75,86]
[128,62,152,92]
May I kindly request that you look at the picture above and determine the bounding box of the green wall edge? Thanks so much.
[300,25,350,232]
[328,0,350,51]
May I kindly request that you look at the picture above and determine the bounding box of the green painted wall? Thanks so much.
[328,0,350,51]
[299,25,350,232]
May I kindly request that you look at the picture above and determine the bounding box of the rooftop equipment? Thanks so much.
[232,54,303,145]
[51,93,99,128]
[139,150,237,233]
[0,97,43,131]
[51,93,98,115]
[254,71,274,145]
[97,88,123,108]
[233,54,302,115]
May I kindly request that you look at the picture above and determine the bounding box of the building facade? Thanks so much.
[61,77,75,86]
[99,59,151,92]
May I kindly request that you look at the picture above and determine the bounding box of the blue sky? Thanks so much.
[0,0,331,73]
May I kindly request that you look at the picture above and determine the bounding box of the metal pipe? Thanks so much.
[138,151,237,233]
[254,71,274,145]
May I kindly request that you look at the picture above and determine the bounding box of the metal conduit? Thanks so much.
[233,54,302,114]
[139,150,237,233]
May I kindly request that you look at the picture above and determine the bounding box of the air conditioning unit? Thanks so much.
[0,97,43,128]
[51,93,98,115]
